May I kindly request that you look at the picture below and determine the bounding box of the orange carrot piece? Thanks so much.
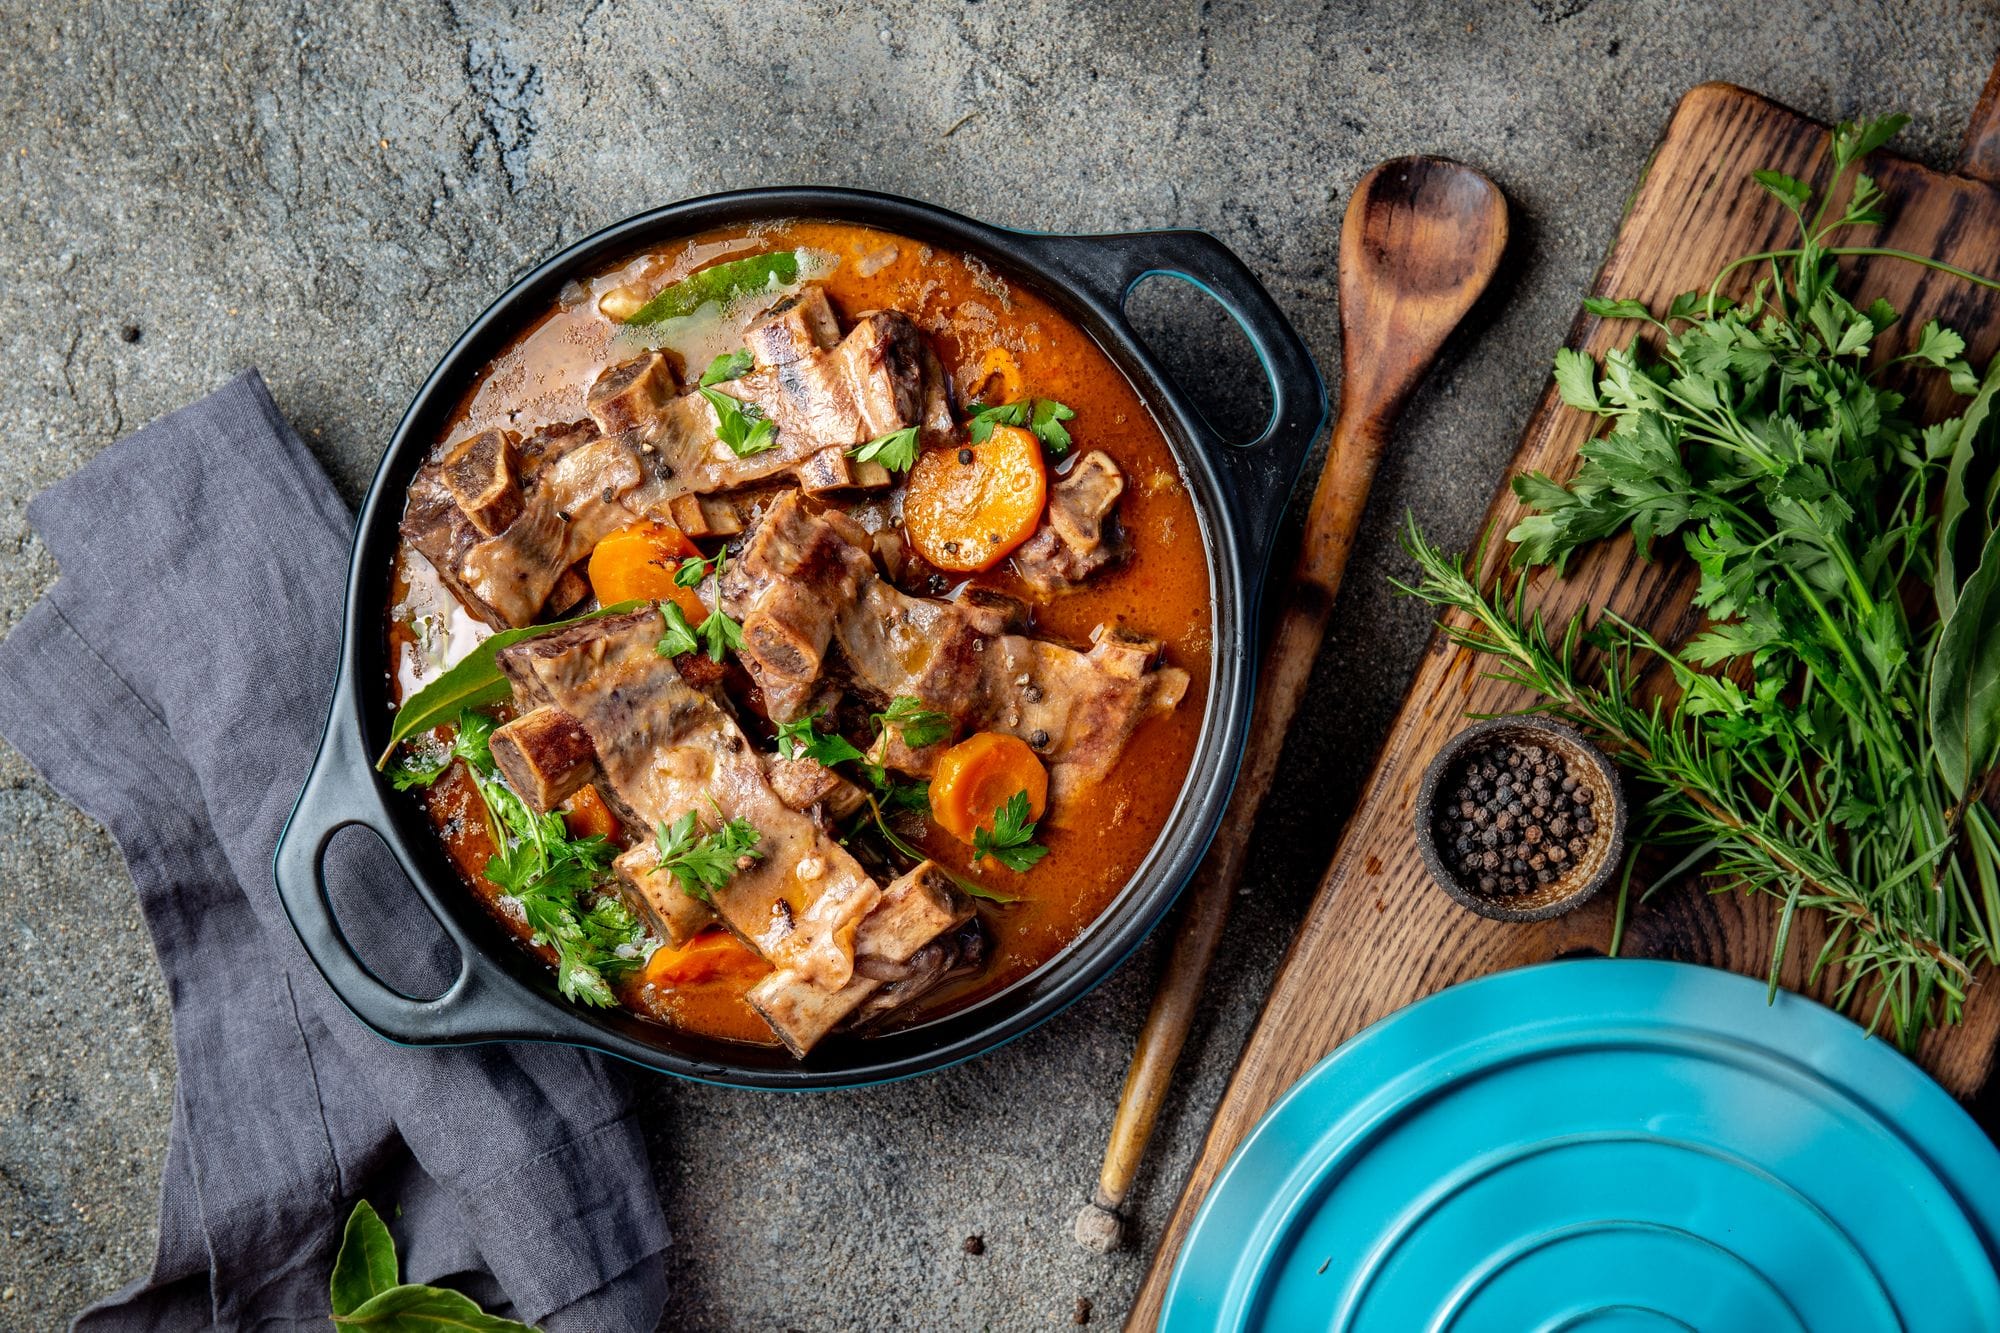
[929,731,1049,844]
[561,783,620,841]
[587,520,707,622]
[903,424,1047,572]
[640,929,769,989]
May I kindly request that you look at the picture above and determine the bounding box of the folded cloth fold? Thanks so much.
[0,371,670,1331]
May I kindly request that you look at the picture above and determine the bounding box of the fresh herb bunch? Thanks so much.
[1398,115,2000,1047]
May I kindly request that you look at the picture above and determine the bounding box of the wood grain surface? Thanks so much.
[1126,78,2000,1331]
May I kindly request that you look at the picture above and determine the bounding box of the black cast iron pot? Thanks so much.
[273,187,1326,1089]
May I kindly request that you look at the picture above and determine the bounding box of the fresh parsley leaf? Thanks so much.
[966,398,1075,454]
[699,347,755,386]
[871,695,951,748]
[878,776,931,815]
[964,399,1025,443]
[775,709,869,767]
[390,748,450,792]
[697,605,744,661]
[849,425,921,472]
[1029,398,1075,454]
[1551,347,1602,413]
[971,789,1048,873]
[656,548,742,662]
[1752,168,1811,218]
[1832,114,1908,168]
[851,791,1017,903]
[699,386,779,457]
[656,601,701,658]
[674,550,721,587]
[1907,320,1966,369]
[653,807,765,902]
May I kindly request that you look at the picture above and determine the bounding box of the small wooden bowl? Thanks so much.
[1413,716,1627,923]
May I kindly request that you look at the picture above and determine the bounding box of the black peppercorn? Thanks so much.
[1434,738,1604,898]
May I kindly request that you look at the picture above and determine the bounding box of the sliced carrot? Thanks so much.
[640,929,769,989]
[956,346,1024,407]
[903,424,1047,572]
[929,731,1049,844]
[561,783,620,841]
[587,520,707,622]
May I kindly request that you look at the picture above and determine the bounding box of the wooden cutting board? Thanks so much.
[1127,67,2000,1331]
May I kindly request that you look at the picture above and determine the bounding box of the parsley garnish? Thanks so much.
[653,806,765,902]
[697,603,743,661]
[971,789,1048,873]
[390,709,496,791]
[699,347,755,387]
[876,774,932,816]
[461,740,639,1008]
[698,386,778,457]
[656,602,701,658]
[654,549,745,662]
[674,549,724,587]
[965,397,1075,454]
[775,708,869,767]
[852,791,1017,903]
[871,695,952,748]
[848,425,920,473]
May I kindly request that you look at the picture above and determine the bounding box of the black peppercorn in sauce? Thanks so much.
[1434,741,1601,896]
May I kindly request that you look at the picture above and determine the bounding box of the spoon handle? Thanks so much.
[1076,158,1508,1254]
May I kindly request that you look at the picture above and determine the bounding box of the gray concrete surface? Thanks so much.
[2,1,1996,1328]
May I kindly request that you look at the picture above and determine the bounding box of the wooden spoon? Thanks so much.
[1075,157,1509,1253]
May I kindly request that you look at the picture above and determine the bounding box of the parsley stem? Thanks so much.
[1705,245,2000,319]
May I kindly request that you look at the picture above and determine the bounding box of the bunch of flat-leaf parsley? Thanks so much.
[1399,115,2000,1047]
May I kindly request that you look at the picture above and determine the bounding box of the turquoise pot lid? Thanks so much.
[1162,959,2000,1332]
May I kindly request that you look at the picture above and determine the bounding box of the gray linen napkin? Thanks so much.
[0,371,671,1331]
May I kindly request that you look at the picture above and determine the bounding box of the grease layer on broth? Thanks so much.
[387,219,1210,1053]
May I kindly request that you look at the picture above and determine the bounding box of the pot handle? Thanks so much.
[1013,228,1326,558]
[273,705,566,1046]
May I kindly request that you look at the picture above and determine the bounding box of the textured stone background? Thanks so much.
[3,1,1997,1328]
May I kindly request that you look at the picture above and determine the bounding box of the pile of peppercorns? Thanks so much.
[1436,740,1599,896]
